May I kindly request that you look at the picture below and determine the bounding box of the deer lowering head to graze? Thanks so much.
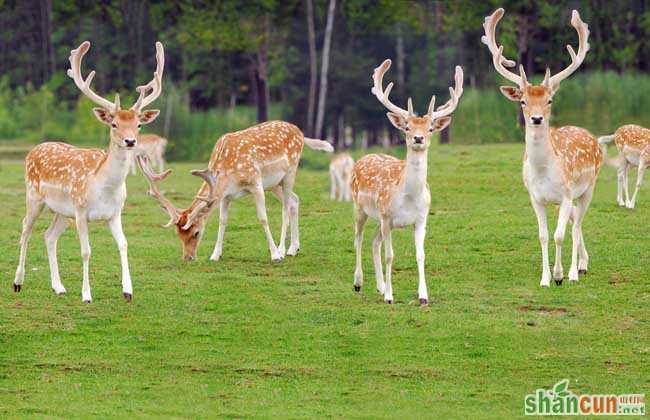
[131,133,167,175]
[482,8,602,287]
[351,59,463,305]
[330,153,354,201]
[13,41,164,303]
[138,121,333,261]
[598,125,650,209]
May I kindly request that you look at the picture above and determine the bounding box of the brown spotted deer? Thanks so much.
[138,120,333,261]
[351,59,463,305]
[329,153,354,201]
[130,133,167,175]
[482,8,602,287]
[598,125,650,208]
[13,41,164,303]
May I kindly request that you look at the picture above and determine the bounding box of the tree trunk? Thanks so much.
[396,22,405,91]
[305,0,318,136]
[254,15,270,123]
[440,125,450,144]
[314,0,336,138]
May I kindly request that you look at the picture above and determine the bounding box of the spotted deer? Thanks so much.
[598,125,650,208]
[329,153,354,201]
[351,59,463,305]
[13,41,164,303]
[482,8,603,287]
[131,133,167,175]
[138,120,333,261]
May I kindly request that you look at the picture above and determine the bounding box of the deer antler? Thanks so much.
[131,42,165,111]
[67,41,119,112]
[371,59,412,118]
[182,169,218,230]
[136,154,180,227]
[545,10,590,90]
[429,66,464,120]
[481,8,525,88]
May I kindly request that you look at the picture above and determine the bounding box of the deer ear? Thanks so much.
[500,86,523,102]
[431,116,452,132]
[92,107,114,125]
[386,112,407,130]
[139,109,160,125]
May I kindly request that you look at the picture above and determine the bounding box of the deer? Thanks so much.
[13,40,164,303]
[482,8,603,287]
[598,125,650,209]
[137,120,334,262]
[329,153,354,201]
[130,133,167,175]
[351,59,463,306]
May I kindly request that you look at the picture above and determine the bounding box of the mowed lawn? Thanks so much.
[0,143,648,418]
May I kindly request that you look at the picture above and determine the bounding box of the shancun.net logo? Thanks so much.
[524,379,645,416]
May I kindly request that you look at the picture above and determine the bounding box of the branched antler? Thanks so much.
[67,41,119,111]
[137,154,180,227]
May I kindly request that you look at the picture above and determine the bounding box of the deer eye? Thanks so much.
[547,99,553,105]
[111,123,117,128]
[404,126,410,131]
[193,231,200,238]
[428,127,434,132]
[137,123,142,128]
[520,100,526,106]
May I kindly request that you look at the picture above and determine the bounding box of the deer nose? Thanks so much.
[531,116,544,125]
[413,135,424,144]
[124,138,136,148]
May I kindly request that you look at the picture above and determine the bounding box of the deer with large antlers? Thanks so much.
[482,8,602,287]
[13,41,164,303]
[351,59,463,305]
[138,120,333,262]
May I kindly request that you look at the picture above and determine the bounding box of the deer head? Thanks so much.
[371,59,463,150]
[68,41,164,150]
[482,8,589,129]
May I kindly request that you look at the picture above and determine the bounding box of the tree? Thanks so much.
[305,0,317,136]
[314,0,336,139]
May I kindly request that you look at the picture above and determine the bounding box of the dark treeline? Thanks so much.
[1,0,650,146]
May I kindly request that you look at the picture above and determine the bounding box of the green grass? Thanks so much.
[0,144,648,418]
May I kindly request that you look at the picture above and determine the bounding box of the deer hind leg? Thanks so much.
[570,185,594,281]
[210,197,231,262]
[75,210,93,303]
[552,199,573,283]
[330,170,337,200]
[270,186,287,257]
[282,172,300,256]
[45,214,69,295]
[14,194,44,291]
[616,160,626,207]
[108,214,132,301]
[250,184,282,262]
[353,207,367,291]
[381,217,394,304]
[530,197,551,287]
[623,162,632,206]
[372,227,385,294]
[627,158,646,209]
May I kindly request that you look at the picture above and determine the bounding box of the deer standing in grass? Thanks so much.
[138,121,333,261]
[329,153,354,201]
[130,133,167,175]
[482,8,602,287]
[351,59,463,305]
[13,41,164,302]
[598,125,650,209]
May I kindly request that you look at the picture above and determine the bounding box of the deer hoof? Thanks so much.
[123,293,132,303]
[578,269,587,275]
[353,285,361,292]
[419,298,428,306]
[385,299,393,305]
[555,279,563,286]
[83,300,92,304]
[13,284,21,292]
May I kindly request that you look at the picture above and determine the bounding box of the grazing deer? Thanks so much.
[482,8,602,287]
[138,120,333,261]
[13,41,164,303]
[329,153,354,201]
[131,133,167,175]
[598,125,650,208]
[351,59,463,305]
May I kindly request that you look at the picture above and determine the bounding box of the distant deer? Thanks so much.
[598,125,650,208]
[131,133,167,175]
[351,59,463,305]
[138,121,333,261]
[329,153,354,201]
[482,8,602,287]
[13,41,164,303]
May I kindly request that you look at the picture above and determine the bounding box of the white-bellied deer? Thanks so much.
[329,153,354,201]
[482,8,602,287]
[131,133,167,175]
[351,59,463,305]
[138,120,333,261]
[598,125,650,208]
[13,41,164,303]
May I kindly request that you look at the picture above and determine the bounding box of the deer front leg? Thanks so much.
[530,198,551,287]
[108,214,132,301]
[414,218,428,306]
[624,163,631,206]
[616,161,626,207]
[353,208,367,291]
[250,185,282,262]
[372,227,384,294]
[45,214,69,295]
[552,199,573,283]
[75,210,93,303]
[14,197,44,292]
[627,159,646,209]
[270,187,287,258]
[210,197,231,262]
[381,218,394,304]
[330,171,337,200]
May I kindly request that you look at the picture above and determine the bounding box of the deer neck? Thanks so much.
[96,142,133,190]
[524,123,556,171]
[403,148,428,194]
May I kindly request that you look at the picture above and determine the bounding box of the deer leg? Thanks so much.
[13,195,44,291]
[371,227,384,294]
[353,207,367,291]
[627,159,646,209]
[75,210,93,303]
[552,199,573,282]
[45,214,69,295]
[250,184,282,262]
[414,218,428,305]
[624,162,631,206]
[330,170,337,200]
[283,173,300,256]
[210,197,231,262]
[381,218,394,304]
[108,214,132,301]
[530,197,551,287]
[270,186,287,257]
[570,185,594,281]
[616,160,626,207]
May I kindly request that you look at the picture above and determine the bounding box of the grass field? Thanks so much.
[0,143,648,418]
